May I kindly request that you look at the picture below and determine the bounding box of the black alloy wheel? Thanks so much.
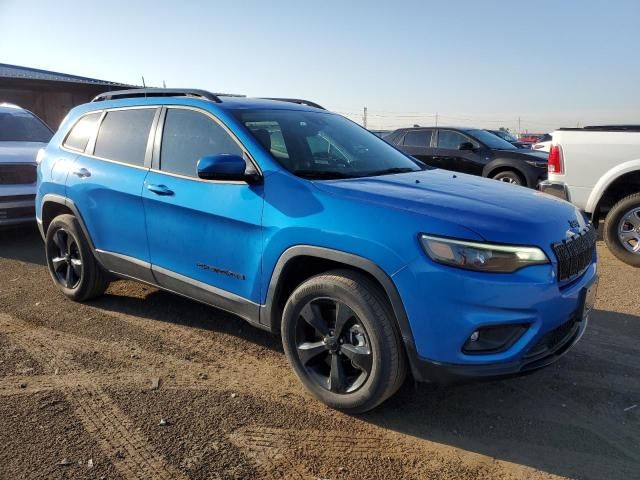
[294,297,372,394]
[45,214,110,301]
[49,228,83,289]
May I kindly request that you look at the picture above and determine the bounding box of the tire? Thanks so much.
[491,170,524,186]
[603,193,640,267]
[45,214,110,301]
[281,269,406,413]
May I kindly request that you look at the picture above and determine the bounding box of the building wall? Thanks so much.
[0,79,128,130]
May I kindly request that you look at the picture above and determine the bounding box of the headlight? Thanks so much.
[35,148,45,165]
[420,234,549,273]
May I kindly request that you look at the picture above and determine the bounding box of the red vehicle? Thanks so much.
[518,133,544,145]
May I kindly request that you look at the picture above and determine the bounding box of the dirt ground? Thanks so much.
[0,226,638,480]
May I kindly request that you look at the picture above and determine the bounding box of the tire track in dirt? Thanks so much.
[2,311,303,400]
[1,313,189,480]
[229,426,570,480]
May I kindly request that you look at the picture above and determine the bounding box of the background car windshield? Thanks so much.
[468,129,517,150]
[233,109,423,178]
[0,111,53,142]
[495,130,517,142]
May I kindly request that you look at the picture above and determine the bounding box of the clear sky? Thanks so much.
[1,0,638,132]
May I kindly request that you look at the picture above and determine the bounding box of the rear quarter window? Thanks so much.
[63,112,102,152]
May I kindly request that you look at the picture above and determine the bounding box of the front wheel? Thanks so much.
[281,270,406,413]
[604,193,640,267]
[491,170,523,185]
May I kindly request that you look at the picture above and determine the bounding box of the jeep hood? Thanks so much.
[0,142,45,164]
[314,169,586,247]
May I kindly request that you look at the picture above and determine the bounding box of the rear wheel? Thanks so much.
[604,193,640,267]
[281,270,406,413]
[45,214,110,301]
[491,170,524,186]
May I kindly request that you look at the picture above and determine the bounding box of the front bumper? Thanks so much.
[0,194,36,227]
[411,305,590,383]
[539,180,569,201]
[392,252,597,384]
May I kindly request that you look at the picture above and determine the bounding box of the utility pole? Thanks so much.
[518,116,521,136]
[363,107,368,129]
[141,76,146,87]
[435,112,438,127]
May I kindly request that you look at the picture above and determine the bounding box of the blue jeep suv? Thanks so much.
[36,88,598,412]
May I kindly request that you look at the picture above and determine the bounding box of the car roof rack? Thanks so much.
[91,88,245,103]
[91,89,325,110]
[261,97,326,110]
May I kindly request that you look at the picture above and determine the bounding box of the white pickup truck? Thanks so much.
[539,126,640,266]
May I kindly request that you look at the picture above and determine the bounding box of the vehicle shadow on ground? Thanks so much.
[0,226,45,266]
[359,308,640,480]
[92,285,283,353]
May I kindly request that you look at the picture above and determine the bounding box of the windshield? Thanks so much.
[492,130,517,142]
[0,110,53,142]
[232,109,424,179]
[468,129,517,150]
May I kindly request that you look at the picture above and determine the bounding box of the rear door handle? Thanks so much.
[146,184,174,196]
[72,168,91,178]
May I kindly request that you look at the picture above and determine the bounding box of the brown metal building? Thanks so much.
[0,63,133,130]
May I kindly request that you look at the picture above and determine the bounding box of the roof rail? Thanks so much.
[91,88,245,103]
[261,97,326,110]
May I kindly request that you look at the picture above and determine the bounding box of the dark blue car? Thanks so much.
[36,89,598,412]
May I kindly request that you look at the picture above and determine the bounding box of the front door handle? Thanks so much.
[147,184,174,196]
[72,168,91,178]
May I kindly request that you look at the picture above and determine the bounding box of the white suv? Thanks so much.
[0,104,53,227]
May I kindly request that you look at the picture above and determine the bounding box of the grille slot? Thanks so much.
[552,225,596,281]
[0,164,37,185]
[525,317,579,360]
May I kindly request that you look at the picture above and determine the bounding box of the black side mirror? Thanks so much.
[197,154,261,184]
[458,142,475,151]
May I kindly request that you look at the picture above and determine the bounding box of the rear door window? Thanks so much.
[93,108,156,166]
[63,112,102,152]
[402,130,432,147]
[160,108,243,177]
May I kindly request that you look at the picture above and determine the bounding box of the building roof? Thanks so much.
[0,63,133,87]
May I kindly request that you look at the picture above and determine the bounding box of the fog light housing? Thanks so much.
[462,324,528,354]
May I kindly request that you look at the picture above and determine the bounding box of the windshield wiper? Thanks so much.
[293,170,359,180]
[366,167,420,177]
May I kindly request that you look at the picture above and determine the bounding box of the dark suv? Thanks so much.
[386,127,548,187]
